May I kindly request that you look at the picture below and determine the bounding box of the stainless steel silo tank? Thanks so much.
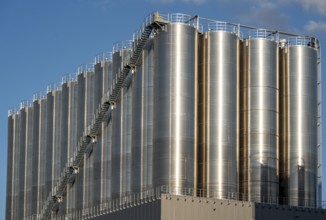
[24,105,33,219]
[131,38,154,195]
[84,67,95,209]
[101,58,113,204]
[6,113,14,220]
[279,37,318,207]
[37,97,47,215]
[66,78,78,215]
[153,18,198,194]
[202,23,239,199]
[240,30,279,203]
[12,112,21,220]
[111,43,133,200]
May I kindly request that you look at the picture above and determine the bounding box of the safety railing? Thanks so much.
[208,22,238,34]
[94,52,113,63]
[113,40,133,53]
[249,29,276,40]
[61,73,77,84]
[288,37,317,48]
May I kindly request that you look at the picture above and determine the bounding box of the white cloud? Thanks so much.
[304,20,326,33]
[297,0,326,16]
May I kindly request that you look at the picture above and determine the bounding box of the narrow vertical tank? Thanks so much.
[83,66,95,210]
[204,23,239,198]
[280,37,318,207]
[240,30,279,203]
[12,112,21,220]
[23,105,33,218]
[66,78,78,215]
[37,96,47,215]
[45,90,54,207]
[94,61,103,207]
[5,113,14,220]
[131,38,155,195]
[153,16,198,194]
[101,56,113,204]
[76,72,85,211]
[17,104,27,220]
[111,42,133,200]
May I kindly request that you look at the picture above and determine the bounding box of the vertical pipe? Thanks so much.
[6,114,14,220]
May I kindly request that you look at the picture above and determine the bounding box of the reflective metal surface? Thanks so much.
[131,39,155,195]
[240,38,279,203]
[5,115,13,220]
[204,30,239,198]
[153,23,198,194]
[280,44,318,207]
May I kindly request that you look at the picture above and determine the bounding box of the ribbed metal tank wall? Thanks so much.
[153,22,198,194]
[84,69,95,210]
[279,39,318,207]
[201,24,239,198]
[5,114,14,220]
[111,46,132,200]
[52,89,62,202]
[76,72,85,210]
[131,39,155,195]
[66,79,78,214]
[32,100,40,216]
[24,106,33,218]
[240,32,279,203]
[18,107,27,220]
[94,62,103,207]
[38,97,47,215]
[45,91,54,207]
[102,59,113,204]
[12,113,21,220]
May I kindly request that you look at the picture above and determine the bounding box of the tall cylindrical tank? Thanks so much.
[101,57,113,205]
[94,62,103,207]
[111,43,132,200]
[24,105,33,218]
[6,113,14,220]
[37,97,47,216]
[12,112,21,220]
[76,72,85,211]
[131,39,155,195]
[279,37,318,207]
[66,78,78,215]
[153,19,198,194]
[203,23,239,198]
[17,105,26,220]
[45,91,54,207]
[83,67,95,210]
[240,30,279,203]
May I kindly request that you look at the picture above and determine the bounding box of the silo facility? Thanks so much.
[5,11,323,220]
[279,37,319,207]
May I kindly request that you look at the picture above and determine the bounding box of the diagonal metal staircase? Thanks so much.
[40,11,168,220]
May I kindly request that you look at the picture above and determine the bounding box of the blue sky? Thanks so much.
[1,0,326,218]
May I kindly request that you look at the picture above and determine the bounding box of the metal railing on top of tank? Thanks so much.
[61,73,77,84]
[46,82,62,93]
[249,29,277,40]
[32,92,46,102]
[113,40,133,53]
[8,108,17,116]
[208,22,238,34]
[94,52,113,63]
[288,37,317,48]
[77,63,94,74]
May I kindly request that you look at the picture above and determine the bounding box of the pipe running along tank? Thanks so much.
[201,22,239,199]
[153,15,198,194]
[240,30,279,203]
[279,37,318,207]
